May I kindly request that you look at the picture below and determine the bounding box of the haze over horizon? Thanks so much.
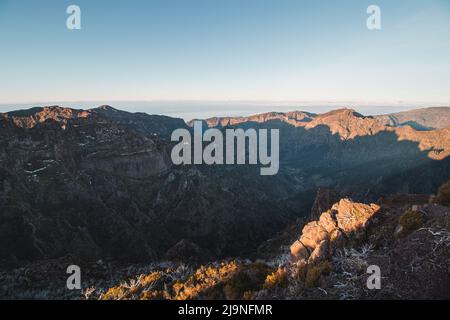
[2,100,450,121]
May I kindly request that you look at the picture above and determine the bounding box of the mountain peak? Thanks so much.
[96,105,118,112]
[318,108,364,118]
[2,105,92,128]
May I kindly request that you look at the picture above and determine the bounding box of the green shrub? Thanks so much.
[223,262,273,300]
[399,209,425,232]
[436,181,450,207]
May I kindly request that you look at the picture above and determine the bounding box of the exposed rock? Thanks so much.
[291,198,380,264]
[334,199,380,236]
[189,111,316,128]
[308,240,329,264]
[290,240,309,261]
[0,106,299,264]
[318,210,338,233]
[299,222,329,250]
[375,107,450,130]
[3,106,91,129]
[2,105,450,268]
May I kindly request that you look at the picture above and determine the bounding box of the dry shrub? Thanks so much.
[101,286,127,300]
[174,261,240,300]
[263,267,288,290]
[140,290,164,300]
[141,271,163,286]
[305,261,332,288]
[223,262,273,300]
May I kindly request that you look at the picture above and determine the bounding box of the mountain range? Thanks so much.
[1,105,450,270]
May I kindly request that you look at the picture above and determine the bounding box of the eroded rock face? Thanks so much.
[0,106,300,265]
[291,199,380,264]
[290,240,309,261]
[308,239,329,263]
[2,105,450,267]
[299,222,329,251]
[334,199,381,236]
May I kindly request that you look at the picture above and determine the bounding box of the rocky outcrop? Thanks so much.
[2,106,92,129]
[290,199,380,264]
[375,107,450,130]
[188,111,316,128]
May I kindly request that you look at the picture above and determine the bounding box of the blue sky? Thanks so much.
[0,0,449,116]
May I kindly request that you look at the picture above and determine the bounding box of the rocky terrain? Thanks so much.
[375,107,450,131]
[1,105,450,299]
[1,182,448,300]
[0,106,300,266]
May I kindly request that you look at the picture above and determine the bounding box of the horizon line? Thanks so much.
[1,99,450,107]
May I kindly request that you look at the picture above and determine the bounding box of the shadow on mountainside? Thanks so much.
[0,113,450,269]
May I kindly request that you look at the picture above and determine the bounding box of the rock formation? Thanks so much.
[291,199,380,264]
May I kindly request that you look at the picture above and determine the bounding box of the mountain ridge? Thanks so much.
[1,104,450,270]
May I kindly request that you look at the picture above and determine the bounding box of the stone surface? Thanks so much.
[308,240,329,263]
[299,222,329,250]
[291,198,381,263]
[290,240,309,261]
[335,199,380,235]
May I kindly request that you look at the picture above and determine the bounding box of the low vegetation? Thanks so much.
[97,261,279,300]
[304,261,333,288]
[399,209,425,232]
[263,267,289,290]
[436,181,450,207]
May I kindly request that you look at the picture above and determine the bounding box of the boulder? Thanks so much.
[318,210,338,233]
[299,222,329,250]
[290,240,309,261]
[290,198,381,263]
[308,240,330,263]
[335,199,380,235]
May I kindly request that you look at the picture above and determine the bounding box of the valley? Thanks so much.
[0,105,450,299]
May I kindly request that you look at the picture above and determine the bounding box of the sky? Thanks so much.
[0,0,450,118]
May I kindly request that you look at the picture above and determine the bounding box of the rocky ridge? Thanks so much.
[1,105,450,299]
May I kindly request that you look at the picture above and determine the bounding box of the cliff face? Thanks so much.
[1,105,450,299]
[0,106,298,265]
[1,105,450,269]
[375,107,450,130]
[197,106,450,132]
